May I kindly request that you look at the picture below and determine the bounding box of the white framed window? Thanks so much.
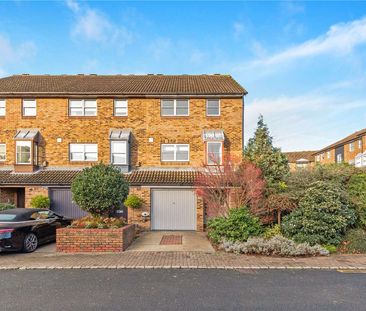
[0,144,6,161]
[207,141,223,165]
[161,144,189,162]
[114,100,128,116]
[359,140,362,149]
[69,99,97,116]
[161,99,189,116]
[0,99,5,116]
[349,143,354,152]
[111,141,127,165]
[327,151,330,159]
[337,154,343,163]
[69,144,98,161]
[206,99,220,116]
[22,99,36,116]
[16,141,32,164]
[321,153,324,160]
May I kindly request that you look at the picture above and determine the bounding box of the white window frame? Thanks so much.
[69,99,97,116]
[359,139,362,149]
[161,99,189,116]
[0,99,5,116]
[161,144,190,162]
[111,141,127,165]
[206,99,220,116]
[114,99,128,116]
[16,141,32,164]
[22,99,36,117]
[336,153,343,163]
[69,144,98,162]
[349,143,354,152]
[327,151,330,159]
[0,143,6,161]
[206,141,223,165]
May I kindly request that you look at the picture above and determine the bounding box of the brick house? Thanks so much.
[284,151,316,171]
[0,74,246,231]
[314,128,366,167]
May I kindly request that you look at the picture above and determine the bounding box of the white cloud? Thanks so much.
[245,90,366,151]
[67,1,132,46]
[0,34,36,76]
[65,0,79,13]
[233,22,245,39]
[250,16,366,68]
[148,37,172,60]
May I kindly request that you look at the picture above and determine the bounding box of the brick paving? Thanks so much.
[0,251,365,270]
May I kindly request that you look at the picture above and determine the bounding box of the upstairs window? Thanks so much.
[161,144,189,162]
[114,100,128,116]
[111,141,127,165]
[22,99,36,117]
[0,144,5,161]
[206,99,220,116]
[207,141,223,165]
[350,143,354,152]
[69,99,97,116]
[359,140,362,149]
[327,151,330,159]
[0,100,5,116]
[161,99,189,116]
[69,144,98,161]
[16,141,32,164]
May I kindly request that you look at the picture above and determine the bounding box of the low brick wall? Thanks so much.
[56,224,136,253]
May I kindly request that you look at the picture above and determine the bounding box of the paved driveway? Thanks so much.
[127,231,215,252]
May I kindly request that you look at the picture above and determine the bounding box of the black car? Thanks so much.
[0,208,71,253]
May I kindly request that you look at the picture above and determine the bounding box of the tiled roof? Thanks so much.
[284,151,317,163]
[315,128,366,154]
[0,74,246,96]
[0,169,199,186]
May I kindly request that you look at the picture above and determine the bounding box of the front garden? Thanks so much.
[198,116,366,257]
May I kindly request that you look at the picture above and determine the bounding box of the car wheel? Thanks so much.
[23,233,38,253]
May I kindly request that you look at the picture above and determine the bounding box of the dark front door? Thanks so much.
[49,188,88,219]
[16,188,25,208]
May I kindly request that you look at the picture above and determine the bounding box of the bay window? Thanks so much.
[207,141,222,165]
[16,141,32,164]
[111,141,127,164]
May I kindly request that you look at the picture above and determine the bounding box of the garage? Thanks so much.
[151,189,197,230]
[49,188,88,219]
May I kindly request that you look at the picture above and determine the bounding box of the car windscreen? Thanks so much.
[0,214,17,221]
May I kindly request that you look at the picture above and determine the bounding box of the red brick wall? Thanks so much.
[0,188,17,205]
[56,224,136,253]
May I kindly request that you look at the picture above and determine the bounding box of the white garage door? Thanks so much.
[151,189,196,230]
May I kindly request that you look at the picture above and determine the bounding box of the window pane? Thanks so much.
[112,141,126,153]
[84,100,97,108]
[0,144,5,161]
[0,100,5,116]
[85,152,97,161]
[70,152,84,161]
[161,100,174,115]
[207,142,222,164]
[161,145,175,161]
[70,144,84,153]
[207,99,220,116]
[16,142,31,164]
[0,108,5,116]
[69,100,83,108]
[112,154,126,164]
[176,100,189,115]
[84,108,97,116]
[70,107,83,116]
[23,100,36,108]
[176,145,189,161]
[85,144,97,153]
[24,108,36,116]
[115,107,128,116]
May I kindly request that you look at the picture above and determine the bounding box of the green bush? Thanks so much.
[0,203,16,211]
[323,245,337,254]
[208,207,263,244]
[124,194,144,209]
[71,163,129,216]
[30,195,50,209]
[347,173,366,228]
[338,229,366,254]
[282,181,356,246]
[262,224,282,240]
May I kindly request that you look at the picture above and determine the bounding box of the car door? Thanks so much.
[30,211,59,243]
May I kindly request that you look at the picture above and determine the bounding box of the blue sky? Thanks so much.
[1,1,366,151]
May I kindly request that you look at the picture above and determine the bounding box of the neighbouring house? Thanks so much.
[284,151,316,171]
[314,128,366,167]
[0,74,246,231]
